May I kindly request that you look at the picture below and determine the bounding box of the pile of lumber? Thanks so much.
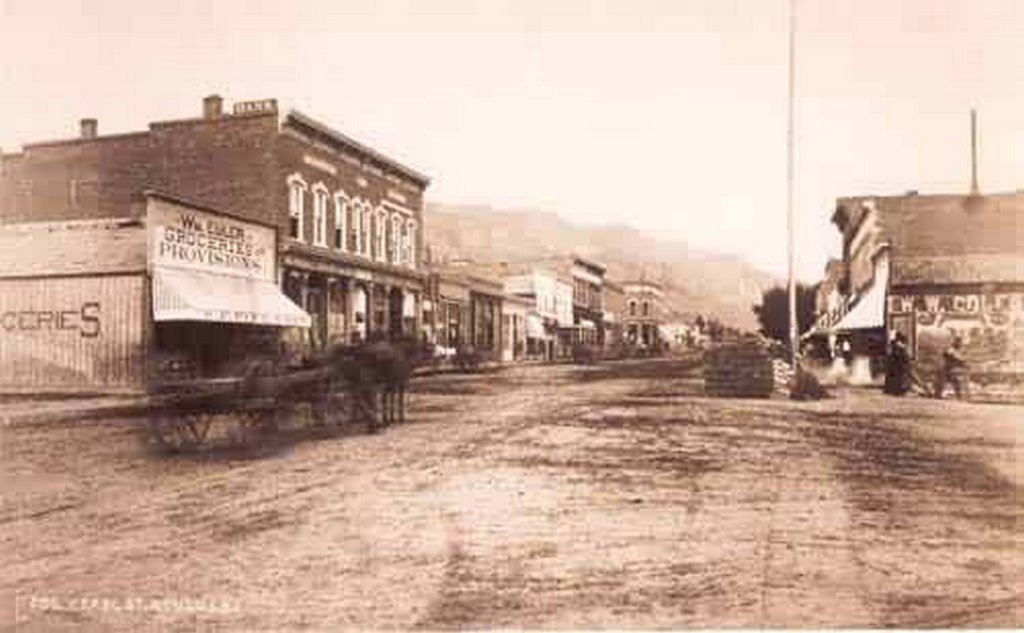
[703,337,776,398]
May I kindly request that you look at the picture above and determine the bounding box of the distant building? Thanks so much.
[813,191,1024,387]
[0,95,430,356]
[424,265,504,360]
[462,255,605,358]
[601,279,625,352]
[621,280,666,349]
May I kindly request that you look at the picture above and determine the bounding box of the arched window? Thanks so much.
[642,301,650,317]
[628,299,637,317]
[375,207,387,262]
[312,183,328,246]
[333,192,348,251]
[287,174,307,241]
[406,218,417,268]
[351,200,362,254]
[360,204,372,256]
[390,214,402,264]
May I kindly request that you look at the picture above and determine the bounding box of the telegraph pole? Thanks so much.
[787,0,799,370]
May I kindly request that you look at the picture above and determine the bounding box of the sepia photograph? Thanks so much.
[0,0,1021,630]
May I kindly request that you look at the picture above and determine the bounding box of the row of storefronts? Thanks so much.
[0,94,682,392]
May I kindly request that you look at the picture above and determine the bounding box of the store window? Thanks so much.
[287,174,307,241]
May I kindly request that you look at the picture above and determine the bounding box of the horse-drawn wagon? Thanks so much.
[147,338,421,452]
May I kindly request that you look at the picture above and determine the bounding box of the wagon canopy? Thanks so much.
[153,267,310,328]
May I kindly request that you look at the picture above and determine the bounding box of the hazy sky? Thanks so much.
[1,0,1021,280]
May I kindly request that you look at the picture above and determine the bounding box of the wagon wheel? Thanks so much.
[228,409,270,445]
[323,376,356,426]
[149,411,211,452]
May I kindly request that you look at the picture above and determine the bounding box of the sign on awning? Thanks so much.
[147,194,310,328]
[153,267,310,327]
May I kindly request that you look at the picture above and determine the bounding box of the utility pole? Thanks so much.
[787,0,799,371]
[970,108,980,195]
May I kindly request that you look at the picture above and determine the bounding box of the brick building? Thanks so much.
[0,95,430,355]
[815,190,1024,391]
[621,280,666,350]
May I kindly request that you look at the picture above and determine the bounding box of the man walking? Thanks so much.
[935,335,969,400]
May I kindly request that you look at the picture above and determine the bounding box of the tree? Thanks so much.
[752,283,818,345]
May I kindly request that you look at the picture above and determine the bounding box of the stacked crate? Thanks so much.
[703,336,776,398]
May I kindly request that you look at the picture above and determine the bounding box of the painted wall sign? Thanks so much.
[148,198,276,281]
[1,303,100,338]
[888,290,1024,375]
[0,276,144,389]
[889,293,1024,316]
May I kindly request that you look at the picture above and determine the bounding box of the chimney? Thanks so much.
[79,118,97,139]
[203,94,223,119]
[970,108,980,195]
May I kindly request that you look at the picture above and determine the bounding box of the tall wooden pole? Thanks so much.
[787,0,799,370]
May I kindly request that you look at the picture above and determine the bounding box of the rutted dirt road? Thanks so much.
[1,359,1021,630]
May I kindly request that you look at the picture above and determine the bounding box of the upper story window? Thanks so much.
[628,300,637,317]
[351,200,363,254]
[642,301,650,317]
[333,192,349,251]
[389,214,402,265]
[287,174,308,241]
[375,208,387,262]
[312,183,328,247]
[405,218,417,268]
[361,205,373,257]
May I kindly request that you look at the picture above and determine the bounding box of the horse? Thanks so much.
[320,333,433,432]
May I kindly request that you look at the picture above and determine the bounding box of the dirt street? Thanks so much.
[1,358,1021,630]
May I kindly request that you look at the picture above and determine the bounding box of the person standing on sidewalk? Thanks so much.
[935,335,970,400]
[884,332,911,396]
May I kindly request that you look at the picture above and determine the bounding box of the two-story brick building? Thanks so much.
[1,95,430,357]
[621,280,666,350]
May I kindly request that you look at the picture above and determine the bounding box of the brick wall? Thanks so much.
[1,133,155,223]
[149,113,280,227]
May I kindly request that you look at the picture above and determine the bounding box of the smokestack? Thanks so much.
[203,94,223,119]
[970,108,979,195]
[79,118,97,139]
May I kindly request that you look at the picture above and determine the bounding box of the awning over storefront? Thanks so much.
[829,280,885,332]
[153,267,311,327]
[579,319,597,330]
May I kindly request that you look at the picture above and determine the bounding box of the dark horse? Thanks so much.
[320,333,433,432]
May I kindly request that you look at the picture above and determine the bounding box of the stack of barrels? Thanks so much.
[703,335,777,398]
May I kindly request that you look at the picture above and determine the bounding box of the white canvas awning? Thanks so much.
[829,280,885,332]
[153,267,310,327]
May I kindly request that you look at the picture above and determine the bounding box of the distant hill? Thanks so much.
[424,203,780,331]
